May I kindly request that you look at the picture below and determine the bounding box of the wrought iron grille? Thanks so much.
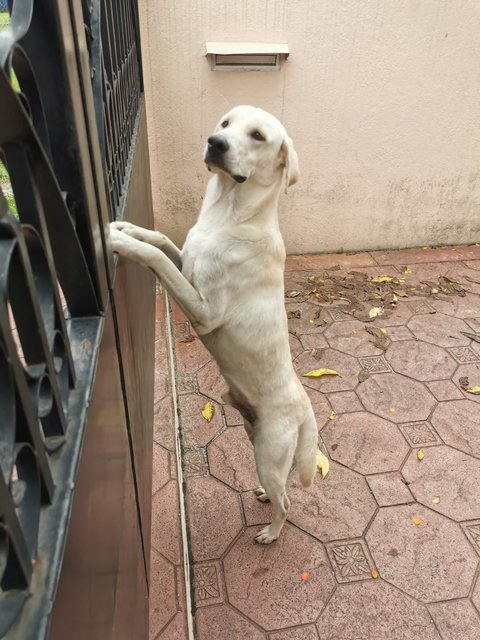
[0,0,143,636]
[82,0,143,220]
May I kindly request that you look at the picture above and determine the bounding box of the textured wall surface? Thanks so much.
[138,0,480,254]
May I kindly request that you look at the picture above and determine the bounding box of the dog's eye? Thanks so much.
[221,120,229,128]
[251,130,266,142]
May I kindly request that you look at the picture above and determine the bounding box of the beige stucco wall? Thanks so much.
[138,0,480,255]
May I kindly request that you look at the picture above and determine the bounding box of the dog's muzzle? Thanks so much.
[205,134,247,183]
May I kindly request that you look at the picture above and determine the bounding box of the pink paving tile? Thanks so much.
[371,245,466,266]
[240,490,273,526]
[366,472,414,507]
[224,524,335,630]
[316,580,441,640]
[195,605,266,640]
[428,599,480,640]
[366,504,478,602]
[426,379,465,401]
[157,612,187,639]
[401,445,480,521]
[149,549,177,639]
[431,399,480,457]
[208,425,258,491]
[285,252,376,271]
[287,462,376,542]
[322,412,409,475]
[357,372,436,423]
[151,481,182,564]
[268,626,319,640]
[327,390,363,413]
[386,340,457,381]
[177,393,224,448]
[192,560,225,607]
[152,443,171,494]
[325,538,376,583]
[153,395,175,451]
[185,475,243,561]
[174,335,212,373]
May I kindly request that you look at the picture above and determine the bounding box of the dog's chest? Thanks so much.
[181,226,255,289]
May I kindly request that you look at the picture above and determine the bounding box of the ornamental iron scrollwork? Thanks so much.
[0,0,143,635]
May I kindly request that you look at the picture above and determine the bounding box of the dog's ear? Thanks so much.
[280,136,300,193]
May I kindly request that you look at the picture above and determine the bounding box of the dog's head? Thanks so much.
[204,105,299,192]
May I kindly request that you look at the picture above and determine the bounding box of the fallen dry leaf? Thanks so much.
[201,401,215,422]
[371,275,394,283]
[401,266,413,274]
[432,497,440,505]
[370,569,379,579]
[286,290,301,298]
[310,348,325,360]
[459,376,470,390]
[389,407,396,413]
[368,307,384,319]
[316,449,330,479]
[466,386,480,395]
[412,517,422,526]
[300,571,310,581]
[417,449,425,461]
[303,368,339,378]
[328,410,337,420]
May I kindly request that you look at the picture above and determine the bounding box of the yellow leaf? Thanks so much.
[370,569,379,579]
[466,386,480,395]
[328,410,337,420]
[369,307,384,319]
[432,497,440,505]
[201,401,215,422]
[316,449,330,479]
[417,449,425,461]
[412,517,422,526]
[303,369,339,378]
[379,328,388,335]
[307,275,316,283]
[401,266,413,274]
[371,275,394,283]
[389,407,396,413]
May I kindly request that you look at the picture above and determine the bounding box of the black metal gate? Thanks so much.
[0,1,154,638]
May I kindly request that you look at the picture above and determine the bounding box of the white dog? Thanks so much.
[110,105,328,543]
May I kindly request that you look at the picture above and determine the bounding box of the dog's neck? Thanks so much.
[201,173,283,227]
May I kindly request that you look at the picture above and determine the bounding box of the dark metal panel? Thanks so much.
[49,309,149,640]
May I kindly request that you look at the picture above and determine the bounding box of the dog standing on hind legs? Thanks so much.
[110,105,329,543]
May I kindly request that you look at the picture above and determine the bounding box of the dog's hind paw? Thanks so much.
[255,486,269,502]
[255,525,279,544]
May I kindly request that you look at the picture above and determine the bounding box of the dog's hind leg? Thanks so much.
[253,426,296,544]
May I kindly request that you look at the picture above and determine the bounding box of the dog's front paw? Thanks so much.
[255,486,269,503]
[255,525,279,544]
[109,227,136,254]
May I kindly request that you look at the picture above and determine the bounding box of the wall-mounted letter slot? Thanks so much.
[205,42,289,71]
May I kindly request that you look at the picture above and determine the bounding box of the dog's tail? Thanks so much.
[295,408,318,487]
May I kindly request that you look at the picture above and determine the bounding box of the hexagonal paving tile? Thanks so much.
[453,363,480,404]
[431,399,480,457]
[174,335,212,373]
[366,504,478,602]
[151,481,181,564]
[186,476,243,561]
[428,599,480,640]
[208,426,258,491]
[402,445,480,521]
[324,320,383,357]
[322,412,409,474]
[224,524,335,630]
[473,574,480,613]
[294,349,361,392]
[366,472,414,507]
[386,340,457,381]
[287,461,376,542]
[149,549,177,637]
[357,373,436,423]
[195,604,266,640]
[286,301,327,335]
[407,313,471,348]
[269,625,318,640]
[152,443,170,494]
[316,580,440,640]
[196,359,228,404]
[178,393,224,448]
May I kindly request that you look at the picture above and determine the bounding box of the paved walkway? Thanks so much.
[149,244,480,640]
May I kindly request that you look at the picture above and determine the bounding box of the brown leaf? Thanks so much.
[459,376,470,390]
[358,368,370,383]
[287,310,301,319]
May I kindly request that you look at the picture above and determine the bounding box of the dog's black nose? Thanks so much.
[207,135,229,154]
